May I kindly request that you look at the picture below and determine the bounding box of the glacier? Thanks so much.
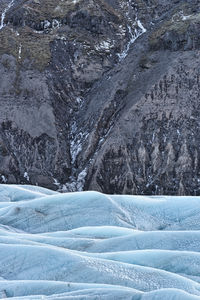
[1,186,200,298]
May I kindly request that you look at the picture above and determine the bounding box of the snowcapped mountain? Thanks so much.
[0,0,200,195]
[1,185,200,299]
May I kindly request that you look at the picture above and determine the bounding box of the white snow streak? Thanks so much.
[118,20,146,61]
[0,0,15,30]
[18,43,22,59]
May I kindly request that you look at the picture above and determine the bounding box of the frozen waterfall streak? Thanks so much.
[118,19,147,61]
[0,0,15,30]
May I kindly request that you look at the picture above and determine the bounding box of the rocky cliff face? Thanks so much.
[0,0,200,195]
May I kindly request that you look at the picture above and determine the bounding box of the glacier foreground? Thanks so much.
[1,186,200,298]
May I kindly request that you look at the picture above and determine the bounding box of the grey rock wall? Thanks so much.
[0,0,200,195]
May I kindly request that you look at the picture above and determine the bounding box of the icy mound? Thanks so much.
[1,186,200,299]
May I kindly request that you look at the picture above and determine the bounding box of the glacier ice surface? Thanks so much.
[1,185,200,299]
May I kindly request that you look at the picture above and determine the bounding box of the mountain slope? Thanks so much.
[0,0,200,194]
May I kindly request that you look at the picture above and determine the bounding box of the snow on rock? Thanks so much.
[0,0,16,30]
[1,185,200,298]
[118,20,146,61]
[94,39,115,53]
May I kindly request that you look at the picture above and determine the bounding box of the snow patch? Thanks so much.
[94,39,114,53]
[181,14,192,21]
[58,168,87,192]
[0,175,7,183]
[70,126,84,164]
[24,172,29,181]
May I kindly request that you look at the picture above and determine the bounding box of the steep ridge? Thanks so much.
[0,0,200,194]
[77,0,200,195]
